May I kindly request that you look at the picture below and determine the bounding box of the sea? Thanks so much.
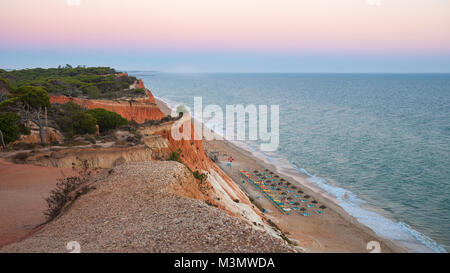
[132,72,450,253]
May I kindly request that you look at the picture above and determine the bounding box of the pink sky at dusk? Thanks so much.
[1,0,450,54]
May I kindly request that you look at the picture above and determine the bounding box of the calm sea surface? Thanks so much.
[134,72,449,252]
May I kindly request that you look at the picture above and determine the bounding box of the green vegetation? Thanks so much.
[44,160,95,221]
[169,149,182,163]
[16,86,51,108]
[56,102,97,136]
[71,112,98,135]
[133,88,146,95]
[86,108,128,133]
[0,112,20,144]
[0,65,138,99]
[0,76,11,90]
[56,102,128,137]
[193,170,208,183]
[0,66,141,148]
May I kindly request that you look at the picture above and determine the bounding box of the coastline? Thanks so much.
[155,97,409,253]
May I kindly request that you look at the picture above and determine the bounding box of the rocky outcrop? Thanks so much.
[18,135,171,169]
[13,121,63,145]
[135,79,145,89]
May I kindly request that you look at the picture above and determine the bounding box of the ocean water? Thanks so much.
[134,72,450,252]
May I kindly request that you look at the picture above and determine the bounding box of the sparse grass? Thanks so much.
[44,160,96,221]
[169,149,182,163]
[267,218,297,246]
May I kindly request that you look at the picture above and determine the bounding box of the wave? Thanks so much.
[290,163,446,253]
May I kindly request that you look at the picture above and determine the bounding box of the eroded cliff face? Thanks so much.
[33,90,272,234]
[50,95,165,124]
[21,135,171,169]
[139,117,271,232]
[13,121,64,145]
[49,81,163,123]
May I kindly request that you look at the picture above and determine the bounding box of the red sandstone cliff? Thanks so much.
[50,85,269,232]
[139,117,268,226]
[49,83,164,123]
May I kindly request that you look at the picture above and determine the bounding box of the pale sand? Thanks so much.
[156,98,407,253]
[0,159,75,247]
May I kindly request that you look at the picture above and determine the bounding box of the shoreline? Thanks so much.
[156,97,410,253]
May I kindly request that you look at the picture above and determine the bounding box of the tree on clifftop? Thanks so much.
[0,112,20,149]
[17,86,51,145]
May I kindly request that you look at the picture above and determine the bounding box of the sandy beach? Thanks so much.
[156,98,407,253]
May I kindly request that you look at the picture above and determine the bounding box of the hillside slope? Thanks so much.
[0,161,293,253]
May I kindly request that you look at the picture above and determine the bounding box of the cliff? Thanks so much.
[139,117,272,232]
[7,86,283,245]
[49,94,165,123]
[49,79,163,123]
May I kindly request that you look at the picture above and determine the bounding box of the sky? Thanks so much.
[1,0,449,72]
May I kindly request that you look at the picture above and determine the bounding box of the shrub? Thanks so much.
[133,88,145,95]
[44,161,95,221]
[193,170,208,183]
[0,76,10,90]
[0,112,20,143]
[16,86,50,108]
[169,149,182,163]
[62,101,84,115]
[86,108,127,133]
[57,102,85,135]
[84,86,101,99]
[72,112,97,135]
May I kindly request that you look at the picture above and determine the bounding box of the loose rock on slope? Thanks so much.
[1,161,293,253]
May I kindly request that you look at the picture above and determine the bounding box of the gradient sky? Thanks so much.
[1,0,449,72]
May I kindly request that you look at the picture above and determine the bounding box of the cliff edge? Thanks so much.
[0,161,293,253]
